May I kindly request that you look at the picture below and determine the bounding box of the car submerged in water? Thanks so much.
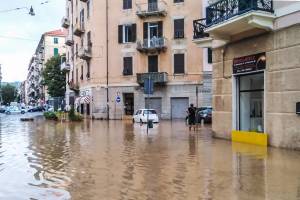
[5,106,26,115]
[133,109,159,123]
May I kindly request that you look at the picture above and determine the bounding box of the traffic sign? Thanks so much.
[116,96,121,103]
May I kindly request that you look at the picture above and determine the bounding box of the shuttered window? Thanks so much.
[174,19,184,39]
[148,55,158,72]
[123,0,132,9]
[207,48,212,64]
[174,54,185,74]
[54,48,59,56]
[123,57,133,76]
[118,24,136,43]
[174,0,184,3]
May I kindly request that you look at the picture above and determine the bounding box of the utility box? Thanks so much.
[297,102,300,115]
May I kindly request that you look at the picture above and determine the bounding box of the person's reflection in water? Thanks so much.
[189,134,196,156]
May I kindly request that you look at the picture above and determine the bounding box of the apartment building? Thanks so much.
[193,0,300,149]
[26,30,66,105]
[63,0,211,119]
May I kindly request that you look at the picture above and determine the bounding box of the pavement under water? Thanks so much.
[0,114,300,200]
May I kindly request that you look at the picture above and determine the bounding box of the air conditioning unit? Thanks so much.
[297,102,300,115]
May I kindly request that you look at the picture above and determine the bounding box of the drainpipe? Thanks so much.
[106,0,110,120]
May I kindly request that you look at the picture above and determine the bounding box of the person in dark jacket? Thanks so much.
[188,104,196,131]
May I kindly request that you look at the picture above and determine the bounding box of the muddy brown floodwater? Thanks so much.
[0,115,300,200]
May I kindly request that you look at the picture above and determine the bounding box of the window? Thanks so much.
[87,31,92,46]
[148,55,158,72]
[123,57,133,76]
[53,38,59,44]
[123,0,132,9]
[118,24,136,43]
[76,44,78,57]
[208,48,212,64]
[87,0,90,18]
[87,61,90,79]
[174,19,184,39]
[174,53,185,74]
[174,0,184,3]
[80,65,84,80]
[54,48,59,56]
[80,9,84,29]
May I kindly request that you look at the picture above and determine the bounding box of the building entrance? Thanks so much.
[123,93,134,115]
[238,73,264,132]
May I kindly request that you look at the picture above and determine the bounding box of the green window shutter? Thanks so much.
[54,48,59,56]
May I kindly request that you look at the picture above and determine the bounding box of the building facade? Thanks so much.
[193,0,300,149]
[63,0,212,120]
[26,30,66,105]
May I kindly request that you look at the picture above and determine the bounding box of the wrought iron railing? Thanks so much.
[137,37,167,49]
[136,1,167,17]
[193,19,209,39]
[206,0,273,26]
[136,72,168,85]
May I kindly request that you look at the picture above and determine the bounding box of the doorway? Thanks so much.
[237,73,264,132]
[123,93,134,115]
[148,22,158,47]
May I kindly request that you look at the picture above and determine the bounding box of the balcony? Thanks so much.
[61,62,71,71]
[136,72,168,86]
[193,0,275,47]
[136,1,167,18]
[74,23,85,36]
[65,35,74,46]
[69,81,80,92]
[61,17,70,28]
[137,37,167,54]
[78,46,92,60]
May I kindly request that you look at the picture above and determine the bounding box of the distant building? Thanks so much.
[18,81,26,104]
[26,29,66,105]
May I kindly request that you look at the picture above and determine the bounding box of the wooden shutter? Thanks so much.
[158,21,163,37]
[143,22,148,39]
[131,24,136,42]
[123,57,133,75]
[174,54,185,74]
[148,55,158,72]
[118,25,123,43]
[174,19,184,38]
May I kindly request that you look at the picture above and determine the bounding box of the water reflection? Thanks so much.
[0,116,299,199]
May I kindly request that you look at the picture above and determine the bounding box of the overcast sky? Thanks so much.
[0,0,65,82]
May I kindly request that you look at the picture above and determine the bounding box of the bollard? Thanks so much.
[148,120,153,129]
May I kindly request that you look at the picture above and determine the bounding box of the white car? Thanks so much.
[5,106,25,115]
[133,109,159,123]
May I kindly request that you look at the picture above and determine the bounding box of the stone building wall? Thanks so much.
[212,24,300,149]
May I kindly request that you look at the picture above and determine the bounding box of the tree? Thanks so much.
[42,55,66,97]
[2,84,17,105]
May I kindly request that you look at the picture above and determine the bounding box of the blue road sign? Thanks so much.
[116,96,121,103]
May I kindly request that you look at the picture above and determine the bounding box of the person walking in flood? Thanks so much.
[188,104,196,131]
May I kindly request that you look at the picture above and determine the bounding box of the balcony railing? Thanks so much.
[137,37,167,54]
[206,0,273,27]
[74,23,85,36]
[137,72,168,85]
[193,19,210,39]
[136,1,167,18]
[69,80,80,92]
[78,46,92,60]
[61,17,70,28]
[61,62,71,71]
[65,35,74,46]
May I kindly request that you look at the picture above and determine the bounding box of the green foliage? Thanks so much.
[2,84,17,105]
[68,107,83,121]
[44,112,58,121]
[42,55,66,97]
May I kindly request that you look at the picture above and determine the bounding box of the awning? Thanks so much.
[80,96,92,104]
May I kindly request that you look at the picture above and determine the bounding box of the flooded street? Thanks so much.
[0,115,300,200]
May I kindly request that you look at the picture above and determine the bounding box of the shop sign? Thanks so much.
[233,52,266,74]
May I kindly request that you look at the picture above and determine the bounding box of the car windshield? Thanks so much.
[144,110,157,114]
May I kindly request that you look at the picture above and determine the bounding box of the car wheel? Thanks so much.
[21,111,25,114]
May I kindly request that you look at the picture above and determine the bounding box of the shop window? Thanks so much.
[238,73,264,132]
